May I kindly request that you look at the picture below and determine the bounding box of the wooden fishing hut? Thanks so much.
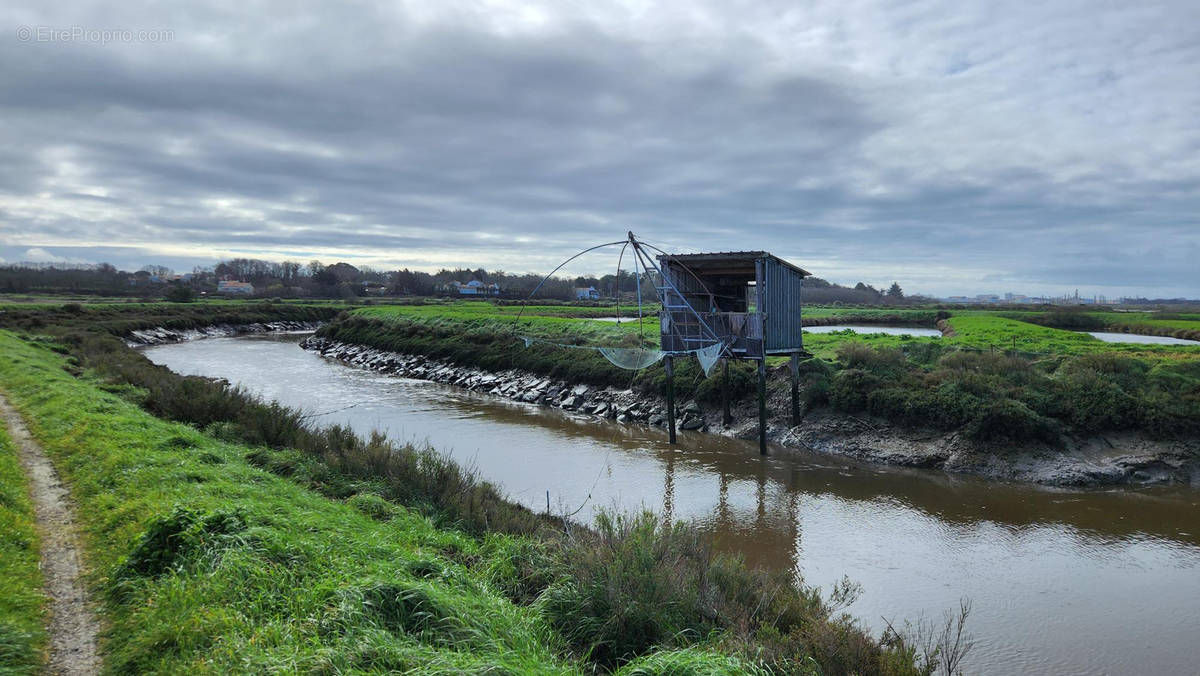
[655,250,811,454]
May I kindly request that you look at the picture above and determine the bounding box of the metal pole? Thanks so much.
[790,351,801,426]
[665,356,677,444]
[722,358,732,427]
[757,357,767,455]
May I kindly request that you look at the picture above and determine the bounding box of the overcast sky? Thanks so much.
[2,1,1198,297]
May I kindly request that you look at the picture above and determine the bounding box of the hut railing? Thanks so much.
[660,311,763,355]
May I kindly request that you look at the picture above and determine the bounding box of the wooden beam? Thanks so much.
[790,351,801,426]
[665,355,677,444]
[722,359,732,427]
[757,357,767,455]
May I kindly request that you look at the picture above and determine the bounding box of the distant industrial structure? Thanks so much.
[942,289,1118,305]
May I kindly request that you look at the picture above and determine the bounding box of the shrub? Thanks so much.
[538,511,906,672]
[965,399,1059,443]
[836,343,906,375]
[829,369,881,412]
[1136,390,1200,438]
[540,512,709,667]
[1027,311,1106,331]
[1055,369,1137,430]
[164,284,196,303]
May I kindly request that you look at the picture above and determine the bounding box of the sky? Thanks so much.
[1,1,1198,298]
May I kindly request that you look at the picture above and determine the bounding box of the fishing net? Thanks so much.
[598,346,666,370]
[694,341,725,376]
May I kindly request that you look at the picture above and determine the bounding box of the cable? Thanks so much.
[511,240,626,329]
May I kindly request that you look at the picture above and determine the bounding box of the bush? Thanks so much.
[836,343,906,375]
[164,284,196,303]
[1027,311,1106,331]
[829,369,881,412]
[540,512,710,667]
[965,399,1059,443]
[1055,369,1137,430]
[538,511,910,673]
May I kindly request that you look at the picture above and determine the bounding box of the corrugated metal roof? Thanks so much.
[658,251,811,277]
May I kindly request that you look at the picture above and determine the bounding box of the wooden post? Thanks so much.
[757,357,767,455]
[722,359,732,427]
[665,355,677,444]
[790,351,801,426]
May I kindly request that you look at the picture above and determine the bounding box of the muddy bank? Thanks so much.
[127,320,323,346]
[301,337,1199,487]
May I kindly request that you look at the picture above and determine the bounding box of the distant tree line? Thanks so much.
[0,258,929,305]
[801,277,932,305]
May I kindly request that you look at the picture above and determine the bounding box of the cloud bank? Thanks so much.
[2,0,1198,297]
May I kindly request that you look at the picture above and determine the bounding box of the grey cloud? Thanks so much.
[1,0,1198,297]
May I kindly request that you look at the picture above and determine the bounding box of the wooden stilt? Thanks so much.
[722,359,732,427]
[665,355,677,444]
[757,357,767,455]
[790,351,801,426]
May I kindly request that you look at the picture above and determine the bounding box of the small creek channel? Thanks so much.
[143,333,1200,675]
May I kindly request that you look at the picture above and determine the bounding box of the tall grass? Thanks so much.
[541,511,926,674]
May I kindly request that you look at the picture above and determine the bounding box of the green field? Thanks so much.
[344,301,1200,361]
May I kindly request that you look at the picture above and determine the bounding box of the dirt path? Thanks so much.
[0,393,101,675]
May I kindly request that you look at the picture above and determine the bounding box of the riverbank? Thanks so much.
[126,320,323,345]
[302,336,1200,487]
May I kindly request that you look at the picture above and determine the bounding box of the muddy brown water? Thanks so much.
[142,333,1200,675]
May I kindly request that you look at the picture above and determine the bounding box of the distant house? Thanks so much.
[575,286,600,300]
[217,280,255,295]
[452,280,500,296]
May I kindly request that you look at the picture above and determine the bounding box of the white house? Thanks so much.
[451,280,500,296]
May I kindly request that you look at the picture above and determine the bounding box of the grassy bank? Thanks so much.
[0,321,932,673]
[317,304,1200,444]
[318,307,752,403]
[0,301,342,338]
[0,422,45,674]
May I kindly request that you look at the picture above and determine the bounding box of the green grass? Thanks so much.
[0,301,343,339]
[945,315,1200,358]
[0,330,578,673]
[0,421,46,675]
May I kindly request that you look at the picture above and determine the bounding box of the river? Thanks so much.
[142,333,1200,675]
